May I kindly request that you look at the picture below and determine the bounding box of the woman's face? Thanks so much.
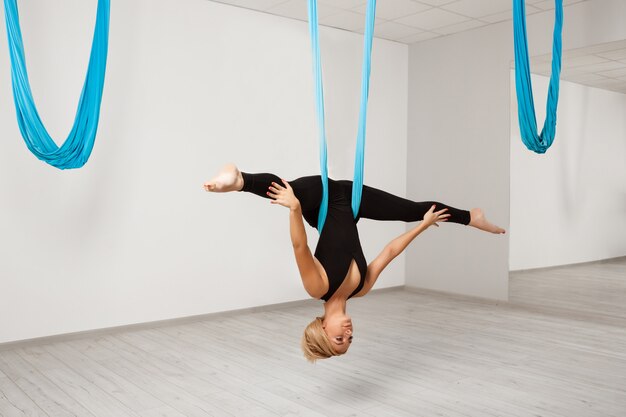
[323,315,353,354]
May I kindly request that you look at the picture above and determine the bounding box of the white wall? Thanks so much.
[0,0,408,344]
[406,0,626,300]
[510,74,626,270]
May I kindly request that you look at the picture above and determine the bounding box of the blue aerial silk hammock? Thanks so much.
[307,0,376,231]
[3,0,110,169]
[513,0,563,154]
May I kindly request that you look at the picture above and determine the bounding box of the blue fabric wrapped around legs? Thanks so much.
[307,0,376,231]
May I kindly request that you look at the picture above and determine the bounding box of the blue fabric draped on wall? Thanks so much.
[307,0,376,232]
[513,0,563,154]
[3,0,110,169]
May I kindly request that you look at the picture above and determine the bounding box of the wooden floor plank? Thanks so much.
[0,350,96,417]
[0,375,49,417]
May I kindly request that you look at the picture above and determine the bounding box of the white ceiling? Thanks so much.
[528,40,626,95]
[211,0,625,95]
[210,0,589,44]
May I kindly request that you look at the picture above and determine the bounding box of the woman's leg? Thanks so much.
[356,183,505,233]
[238,172,280,198]
[356,184,470,225]
[204,164,322,212]
[239,172,323,212]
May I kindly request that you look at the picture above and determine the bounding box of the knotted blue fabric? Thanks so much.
[307,0,376,231]
[3,0,110,169]
[513,0,563,154]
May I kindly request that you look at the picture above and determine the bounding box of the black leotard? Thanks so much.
[240,172,470,302]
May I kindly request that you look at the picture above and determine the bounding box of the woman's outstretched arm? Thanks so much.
[353,205,450,298]
[268,180,326,298]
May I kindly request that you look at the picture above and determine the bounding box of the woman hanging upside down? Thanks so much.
[204,164,505,362]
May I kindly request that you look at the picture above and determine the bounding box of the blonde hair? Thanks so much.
[301,316,344,363]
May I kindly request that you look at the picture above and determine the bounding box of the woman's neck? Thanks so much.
[323,296,347,317]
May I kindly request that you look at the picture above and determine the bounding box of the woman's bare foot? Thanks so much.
[469,208,506,234]
[203,163,244,192]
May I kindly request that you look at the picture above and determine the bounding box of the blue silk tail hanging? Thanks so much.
[351,0,375,219]
[513,0,563,154]
[307,0,376,231]
[3,0,110,169]
[306,0,330,231]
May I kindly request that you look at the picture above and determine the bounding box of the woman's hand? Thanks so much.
[267,179,301,212]
[422,204,450,228]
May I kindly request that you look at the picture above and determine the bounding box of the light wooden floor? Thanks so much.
[1,259,625,417]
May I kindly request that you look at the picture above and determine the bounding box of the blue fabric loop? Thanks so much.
[307,0,376,231]
[3,0,110,169]
[513,0,563,154]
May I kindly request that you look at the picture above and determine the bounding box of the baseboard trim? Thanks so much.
[403,285,507,306]
[0,285,404,352]
[510,255,626,274]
